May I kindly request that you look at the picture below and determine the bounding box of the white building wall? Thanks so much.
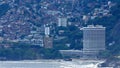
[58,17,67,27]
[83,25,105,55]
[45,27,50,36]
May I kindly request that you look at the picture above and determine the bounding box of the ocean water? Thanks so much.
[0,60,104,68]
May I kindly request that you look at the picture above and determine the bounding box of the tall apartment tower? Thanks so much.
[45,26,50,37]
[44,25,53,48]
[58,17,67,27]
[0,25,3,34]
[82,25,106,59]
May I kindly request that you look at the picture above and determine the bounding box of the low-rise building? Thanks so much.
[43,36,53,48]
[60,50,83,58]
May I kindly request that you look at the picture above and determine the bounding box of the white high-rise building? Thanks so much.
[0,25,3,32]
[44,25,53,48]
[45,26,50,37]
[82,25,106,58]
[58,17,67,27]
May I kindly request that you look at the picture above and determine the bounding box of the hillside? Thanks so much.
[0,0,120,59]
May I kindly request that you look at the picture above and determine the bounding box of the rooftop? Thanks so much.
[82,25,106,30]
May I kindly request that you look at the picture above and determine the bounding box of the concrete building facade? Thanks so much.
[59,50,83,58]
[82,25,106,58]
[44,25,53,48]
[45,26,50,36]
[43,36,53,48]
[58,17,67,27]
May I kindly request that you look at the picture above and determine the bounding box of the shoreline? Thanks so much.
[0,59,106,68]
[0,59,106,64]
[0,58,106,61]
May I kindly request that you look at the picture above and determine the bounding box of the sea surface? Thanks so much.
[0,59,104,68]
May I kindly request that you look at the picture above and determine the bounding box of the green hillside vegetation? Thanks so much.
[0,42,62,60]
[91,2,120,57]
[0,4,10,17]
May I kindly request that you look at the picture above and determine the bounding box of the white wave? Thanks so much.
[0,60,105,68]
